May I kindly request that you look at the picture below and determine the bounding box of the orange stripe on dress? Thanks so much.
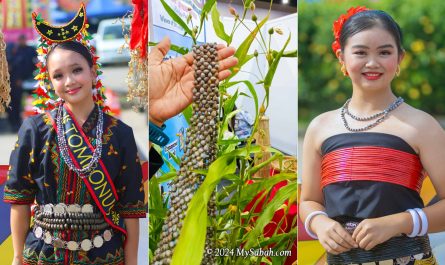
[321,146,424,192]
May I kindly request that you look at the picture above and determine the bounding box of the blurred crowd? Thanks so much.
[1,34,37,133]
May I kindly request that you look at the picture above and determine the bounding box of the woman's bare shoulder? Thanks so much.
[305,109,342,149]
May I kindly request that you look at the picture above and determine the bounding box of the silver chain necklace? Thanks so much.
[340,97,404,132]
[56,104,104,178]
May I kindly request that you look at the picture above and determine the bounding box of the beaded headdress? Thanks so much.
[32,3,107,112]
[332,6,369,56]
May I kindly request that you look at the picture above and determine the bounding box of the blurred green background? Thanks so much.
[299,0,445,127]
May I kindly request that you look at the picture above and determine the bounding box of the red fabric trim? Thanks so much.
[321,146,424,192]
[120,213,146,218]
[130,0,148,57]
[3,200,33,205]
[0,164,8,185]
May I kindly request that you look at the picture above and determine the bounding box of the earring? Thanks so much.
[341,64,349,76]
[396,65,401,77]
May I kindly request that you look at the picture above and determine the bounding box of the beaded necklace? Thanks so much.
[56,104,104,178]
[341,97,404,132]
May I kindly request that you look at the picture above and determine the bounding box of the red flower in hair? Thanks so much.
[332,6,369,55]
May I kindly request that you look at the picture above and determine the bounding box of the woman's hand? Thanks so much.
[311,214,358,255]
[352,214,408,251]
[124,218,140,265]
[148,37,238,126]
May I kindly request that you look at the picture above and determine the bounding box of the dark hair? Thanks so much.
[47,41,93,68]
[340,10,404,55]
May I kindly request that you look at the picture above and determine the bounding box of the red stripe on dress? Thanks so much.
[321,146,424,192]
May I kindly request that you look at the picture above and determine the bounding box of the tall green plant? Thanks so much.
[149,1,297,264]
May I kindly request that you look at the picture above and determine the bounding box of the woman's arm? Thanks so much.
[299,116,357,255]
[124,218,140,265]
[353,113,445,250]
[417,114,445,232]
[11,204,31,265]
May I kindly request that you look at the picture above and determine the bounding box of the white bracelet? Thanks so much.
[406,209,420,237]
[304,210,328,239]
[414,208,428,236]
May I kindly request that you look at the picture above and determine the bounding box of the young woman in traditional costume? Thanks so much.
[3,4,145,265]
[300,7,445,264]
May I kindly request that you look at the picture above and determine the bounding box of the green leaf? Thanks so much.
[244,0,254,9]
[218,138,244,146]
[244,182,298,248]
[149,176,162,208]
[229,13,270,80]
[159,0,194,38]
[168,151,181,167]
[163,156,177,172]
[216,183,238,202]
[171,154,238,265]
[148,176,168,256]
[210,2,230,43]
[271,49,298,58]
[283,49,298,57]
[264,33,292,106]
[248,153,283,176]
[218,109,241,142]
[258,229,297,248]
[239,173,295,210]
[198,0,216,36]
[224,80,259,125]
[182,104,193,125]
[223,90,239,120]
[149,41,189,55]
[156,172,177,183]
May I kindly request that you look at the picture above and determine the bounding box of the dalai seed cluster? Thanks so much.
[152,43,219,265]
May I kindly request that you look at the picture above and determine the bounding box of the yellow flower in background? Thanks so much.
[424,24,434,34]
[411,40,425,53]
[401,52,412,68]
[335,93,346,104]
[327,79,339,92]
[394,80,405,94]
[421,83,433,96]
[408,88,420,100]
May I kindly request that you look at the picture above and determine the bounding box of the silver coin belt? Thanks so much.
[341,97,404,132]
[32,203,113,251]
[56,104,104,178]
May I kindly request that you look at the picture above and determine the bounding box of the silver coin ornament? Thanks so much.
[43,204,53,214]
[152,43,220,265]
[67,241,79,251]
[81,239,93,251]
[34,226,43,238]
[67,204,81,213]
[103,229,112,241]
[44,232,52,244]
[53,238,64,248]
[54,203,66,214]
[81,204,94,213]
[93,235,104,248]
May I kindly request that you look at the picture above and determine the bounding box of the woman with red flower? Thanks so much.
[300,7,445,264]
